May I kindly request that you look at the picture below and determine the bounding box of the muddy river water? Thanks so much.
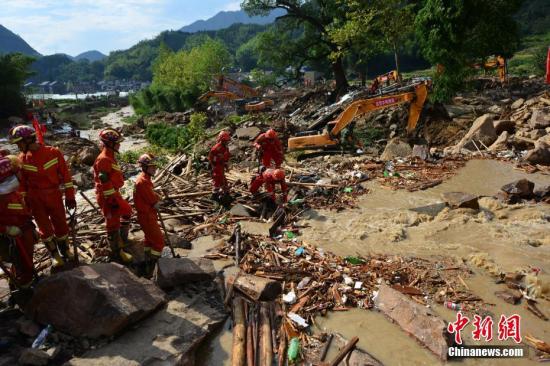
[200,159,549,365]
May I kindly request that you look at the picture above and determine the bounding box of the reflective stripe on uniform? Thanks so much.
[64,182,74,188]
[43,158,59,170]
[103,188,116,196]
[7,203,23,210]
[112,164,121,172]
[56,234,68,240]
[150,249,162,256]
[23,164,38,172]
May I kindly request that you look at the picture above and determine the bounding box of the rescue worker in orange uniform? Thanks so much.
[9,125,75,268]
[253,128,283,168]
[0,156,37,289]
[208,131,231,199]
[133,153,164,275]
[93,128,133,264]
[250,167,288,204]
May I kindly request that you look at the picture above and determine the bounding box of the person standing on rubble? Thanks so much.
[134,153,164,276]
[8,125,76,269]
[253,128,283,168]
[208,130,231,201]
[93,128,133,264]
[0,156,37,290]
[250,167,288,204]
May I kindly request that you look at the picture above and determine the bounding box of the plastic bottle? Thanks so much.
[32,325,52,349]
[287,337,301,363]
[444,301,461,311]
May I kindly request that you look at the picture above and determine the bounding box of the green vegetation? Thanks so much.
[355,127,385,147]
[131,38,231,114]
[0,53,35,120]
[509,31,550,76]
[145,112,207,152]
[118,145,170,167]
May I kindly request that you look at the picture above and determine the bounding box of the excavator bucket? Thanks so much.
[406,83,428,134]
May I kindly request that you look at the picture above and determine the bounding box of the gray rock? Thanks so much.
[530,108,550,129]
[229,204,253,217]
[19,348,50,366]
[77,145,100,166]
[453,114,497,153]
[488,105,502,114]
[154,257,216,289]
[524,141,550,165]
[412,145,430,160]
[444,104,473,118]
[25,263,166,338]
[374,284,452,360]
[488,131,510,152]
[380,138,412,160]
[501,179,535,198]
[529,129,546,140]
[510,98,524,109]
[442,192,479,210]
[235,126,261,140]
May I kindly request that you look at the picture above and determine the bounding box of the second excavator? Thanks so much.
[287,80,429,151]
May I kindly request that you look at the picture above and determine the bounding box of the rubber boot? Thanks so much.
[145,252,160,278]
[55,237,70,260]
[45,239,64,268]
[107,231,133,264]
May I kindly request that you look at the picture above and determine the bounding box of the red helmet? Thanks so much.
[217,130,231,143]
[272,169,285,181]
[138,153,157,167]
[99,128,124,144]
[0,157,15,182]
[265,129,277,139]
[8,125,36,143]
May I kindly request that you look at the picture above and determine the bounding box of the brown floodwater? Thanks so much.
[203,159,550,365]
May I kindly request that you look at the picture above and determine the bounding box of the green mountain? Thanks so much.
[75,50,106,62]
[0,24,40,56]
[180,9,284,32]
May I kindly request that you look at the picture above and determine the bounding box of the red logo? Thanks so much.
[448,312,522,344]
[374,97,397,107]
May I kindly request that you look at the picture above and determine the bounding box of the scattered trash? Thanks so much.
[444,301,461,311]
[32,325,52,349]
[283,291,297,304]
[288,312,309,328]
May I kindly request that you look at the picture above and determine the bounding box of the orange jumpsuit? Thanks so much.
[93,149,132,232]
[0,191,36,286]
[19,145,74,242]
[133,172,164,256]
[254,133,283,168]
[208,142,230,192]
[250,169,288,202]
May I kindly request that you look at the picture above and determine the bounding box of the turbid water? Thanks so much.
[202,159,550,365]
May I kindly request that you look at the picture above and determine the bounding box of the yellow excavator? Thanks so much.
[198,74,274,115]
[287,81,429,151]
[471,55,507,83]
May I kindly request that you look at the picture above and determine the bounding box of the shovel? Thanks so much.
[157,210,180,258]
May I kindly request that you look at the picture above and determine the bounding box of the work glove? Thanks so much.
[65,198,77,210]
[6,226,22,237]
[154,201,162,210]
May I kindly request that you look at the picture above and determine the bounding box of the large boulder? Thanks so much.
[488,131,510,152]
[530,108,550,129]
[442,192,479,210]
[77,145,100,166]
[493,120,515,135]
[524,141,550,165]
[154,257,216,289]
[25,263,166,338]
[67,288,227,366]
[501,179,535,198]
[380,138,412,160]
[452,114,497,153]
[374,284,453,360]
[235,126,261,140]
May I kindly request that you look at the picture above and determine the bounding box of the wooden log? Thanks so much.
[277,324,286,366]
[234,274,283,302]
[329,336,358,366]
[246,309,255,366]
[232,297,246,366]
[259,303,273,366]
[287,181,339,189]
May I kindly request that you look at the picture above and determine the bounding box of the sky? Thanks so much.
[0,0,242,56]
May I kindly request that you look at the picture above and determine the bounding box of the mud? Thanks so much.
[298,159,549,365]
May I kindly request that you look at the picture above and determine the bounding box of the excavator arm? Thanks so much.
[287,83,428,151]
[198,91,240,103]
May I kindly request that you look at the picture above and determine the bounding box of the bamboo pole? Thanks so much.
[259,303,273,366]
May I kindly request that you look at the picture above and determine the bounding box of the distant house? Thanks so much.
[48,81,66,94]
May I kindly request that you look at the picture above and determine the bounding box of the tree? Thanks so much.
[0,53,35,119]
[241,0,352,93]
[415,0,524,101]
